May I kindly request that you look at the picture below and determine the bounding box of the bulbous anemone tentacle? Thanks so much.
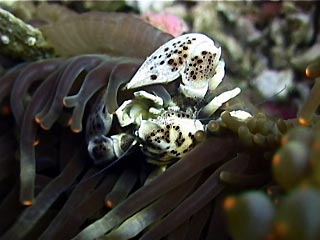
[104,59,143,114]
[38,167,117,240]
[0,130,16,183]
[103,173,201,239]
[35,55,104,130]
[83,59,143,166]
[2,149,86,240]
[10,59,63,126]
[74,136,238,239]
[104,169,138,208]
[50,172,120,240]
[0,63,28,104]
[40,12,173,58]
[19,69,62,205]
[140,154,249,240]
[62,61,115,133]
[63,58,140,132]
[6,54,145,205]
[297,60,320,125]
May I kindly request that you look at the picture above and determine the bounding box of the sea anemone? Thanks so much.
[224,59,320,240]
[0,48,256,239]
[297,59,320,125]
[225,125,320,240]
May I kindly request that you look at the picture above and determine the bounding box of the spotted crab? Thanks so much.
[86,33,251,167]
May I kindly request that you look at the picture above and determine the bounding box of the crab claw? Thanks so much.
[125,33,221,90]
[88,133,137,165]
[200,87,241,117]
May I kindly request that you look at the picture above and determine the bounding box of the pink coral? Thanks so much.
[142,12,189,37]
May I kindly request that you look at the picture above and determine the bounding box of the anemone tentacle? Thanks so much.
[10,59,63,126]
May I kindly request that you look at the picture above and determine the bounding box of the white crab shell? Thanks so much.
[137,111,204,164]
[125,33,223,99]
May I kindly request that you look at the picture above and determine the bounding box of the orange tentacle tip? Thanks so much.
[33,139,40,146]
[40,123,50,130]
[305,66,311,78]
[71,128,81,133]
[34,117,41,124]
[22,200,33,206]
[273,222,288,237]
[68,119,82,133]
[298,117,308,126]
[305,62,320,78]
[223,196,236,211]
[1,106,11,115]
[105,199,113,208]
[272,154,281,166]
[312,141,320,150]
[267,187,273,196]
[280,136,288,145]
[62,99,68,107]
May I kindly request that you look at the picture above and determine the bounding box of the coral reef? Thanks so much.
[0,1,319,240]
[192,1,319,119]
[0,8,53,60]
